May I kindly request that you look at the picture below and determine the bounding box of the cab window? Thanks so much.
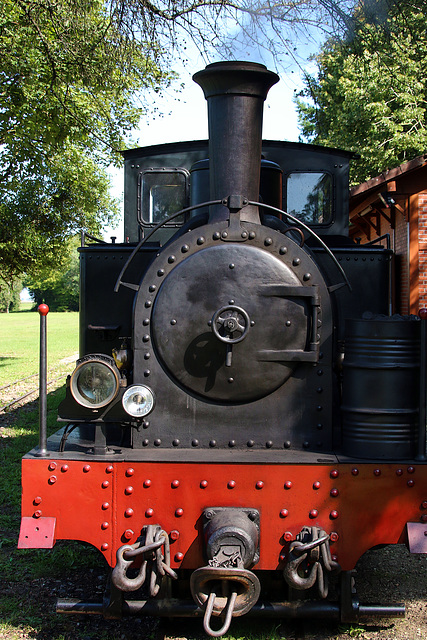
[286,172,333,225]
[139,169,189,226]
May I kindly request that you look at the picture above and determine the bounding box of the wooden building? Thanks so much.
[349,154,427,315]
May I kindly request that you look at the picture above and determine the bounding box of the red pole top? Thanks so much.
[38,304,49,316]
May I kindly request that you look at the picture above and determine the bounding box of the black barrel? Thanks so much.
[341,316,420,459]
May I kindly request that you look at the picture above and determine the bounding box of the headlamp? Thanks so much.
[70,356,120,409]
[122,385,155,417]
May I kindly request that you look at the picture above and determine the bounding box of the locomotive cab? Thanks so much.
[20,61,427,636]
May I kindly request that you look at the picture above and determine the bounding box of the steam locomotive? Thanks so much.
[19,61,427,636]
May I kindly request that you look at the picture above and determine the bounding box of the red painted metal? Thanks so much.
[20,459,427,571]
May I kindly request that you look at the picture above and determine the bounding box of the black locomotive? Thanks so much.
[20,61,427,637]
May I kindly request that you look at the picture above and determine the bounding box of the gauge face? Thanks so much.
[151,244,310,402]
[71,358,119,408]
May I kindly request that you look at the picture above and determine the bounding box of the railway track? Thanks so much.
[0,356,77,414]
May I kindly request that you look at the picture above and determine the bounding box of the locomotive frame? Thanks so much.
[19,61,427,637]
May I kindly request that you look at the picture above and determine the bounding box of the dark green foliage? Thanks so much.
[296,0,427,184]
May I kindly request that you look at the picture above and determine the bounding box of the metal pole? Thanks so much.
[416,309,427,461]
[38,304,49,457]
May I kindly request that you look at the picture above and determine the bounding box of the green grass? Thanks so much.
[0,309,78,386]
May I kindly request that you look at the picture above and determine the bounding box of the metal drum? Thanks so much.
[341,316,420,459]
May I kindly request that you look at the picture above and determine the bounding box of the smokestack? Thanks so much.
[193,61,279,224]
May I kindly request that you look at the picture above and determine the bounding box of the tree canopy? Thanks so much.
[296,0,427,184]
[0,0,367,290]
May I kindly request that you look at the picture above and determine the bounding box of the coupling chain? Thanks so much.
[112,524,177,594]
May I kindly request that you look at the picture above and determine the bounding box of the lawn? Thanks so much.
[0,308,79,386]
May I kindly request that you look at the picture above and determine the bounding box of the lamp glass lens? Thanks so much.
[122,385,154,417]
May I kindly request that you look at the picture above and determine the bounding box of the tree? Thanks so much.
[295,0,427,184]
[0,278,21,313]
[25,237,80,312]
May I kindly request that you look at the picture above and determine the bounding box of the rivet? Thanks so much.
[145,508,154,517]
[174,552,184,562]
[422,501,427,509]
[200,480,208,488]
[284,481,292,489]
[229,440,236,447]
[330,532,339,542]
[61,465,69,473]
[101,522,109,530]
[317,387,323,393]
[396,468,403,476]
[149,284,156,292]
[284,532,293,542]
[144,370,151,377]
[144,352,151,359]
[125,487,133,495]
[317,370,323,376]
[170,530,180,541]
[143,420,149,428]
[317,424,323,430]
[154,439,161,446]
[303,441,309,449]
[123,530,134,540]
[143,334,150,342]
[285,320,291,327]
[248,511,257,521]
[374,469,381,476]
[142,439,149,446]
[241,231,248,239]
[330,488,339,497]
[229,299,235,305]
[182,244,190,252]
[249,231,256,239]
[101,543,109,551]
[145,300,152,308]
[316,405,323,411]
[106,465,114,474]
[228,480,236,489]
[170,319,177,325]
[34,497,42,505]
[171,480,180,488]
[157,269,165,277]
[192,439,199,447]
[266,440,273,448]
[229,263,235,269]
[279,247,288,255]
[126,468,134,477]
[83,465,91,473]
[284,441,291,449]
[421,515,427,523]
[313,481,321,490]
[330,470,339,479]
[228,378,234,383]
[407,466,415,474]
[279,553,286,562]
[125,508,134,518]
[280,509,289,518]
[48,462,57,471]
[256,481,264,489]
[247,440,255,447]
[197,237,205,245]
[205,510,215,519]
[143,319,150,326]
[351,468,359,476]
[213,232,221,240]
[303,273,311,281]
[48,475,57,484]
[408,479,415,488]
[175,508,184,517]
[168,255,176,263]
[173,439,180,447]
[222,231,228,239]
[265,237,273,246]
[143,479,152,488]
[102,480,110,489]
[293,258,301,266]
[330,510,339,519]
[34,510,42,518]
[209,440,216,448]
[102,502,110,510]
[309,509,318,519]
